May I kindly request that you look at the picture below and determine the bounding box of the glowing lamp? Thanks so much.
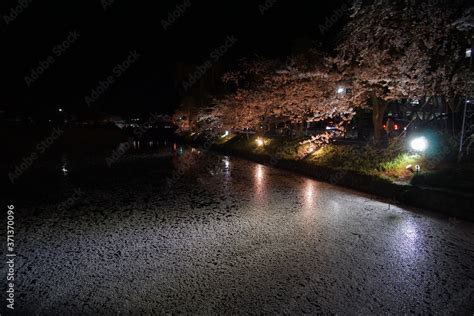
[410,136,428,152]
[256,137,264,147]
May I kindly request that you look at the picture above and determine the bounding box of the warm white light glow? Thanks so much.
[223,156,230,169]
[256,137,264,147]
[58,108,63,112]
[337,87,345,94]
[222,130,229,138]
[255,164,264,181]
[305,180,314,200]
[302,180,318,217]
[410,136,428,152]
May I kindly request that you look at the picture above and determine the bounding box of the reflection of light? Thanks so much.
[305,180,314,200]
[303,180,315,211]
[256,137,264,147]
[61,164,68,175]
[389,217,423,262]
[307,145,315,154]
[403,221,417,241]
[397,219,420,260]
[254,164,266,201]
[301,180,321,221]
[221,130,229,138]
[255,165,264,182]
[410,136,428,152]
[223,157,230,169]
[337,87,345,94]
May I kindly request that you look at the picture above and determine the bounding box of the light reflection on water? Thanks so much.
[304,179,315,209]
[255,164,264,184]
[399,219,419,256]
[61,163,68,176]
[222,156,231,181]
[402,220,418,241]
[223,156,230,170]
[390,216,422,262]
[301,179,321,221]
[253,164,266,201]
[60,155,69,176]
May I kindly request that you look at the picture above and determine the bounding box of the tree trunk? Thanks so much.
[371,96,387,143]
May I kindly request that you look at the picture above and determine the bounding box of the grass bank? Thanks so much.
[189,133,474,221]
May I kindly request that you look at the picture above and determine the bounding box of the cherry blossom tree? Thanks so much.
[177,0,472,147]
[206,52,360,144]
[333,0,471,141]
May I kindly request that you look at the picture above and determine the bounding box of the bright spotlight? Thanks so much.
[256,137,264,147]
[410,136,428,152]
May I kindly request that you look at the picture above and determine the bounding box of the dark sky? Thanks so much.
[1,0,347,117]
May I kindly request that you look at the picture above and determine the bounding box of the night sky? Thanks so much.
[1,0,346,117]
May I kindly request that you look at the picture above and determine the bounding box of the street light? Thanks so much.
[410,136,428,152]
[256,137,264,147]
